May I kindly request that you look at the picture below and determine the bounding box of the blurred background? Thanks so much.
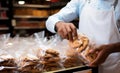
[0,0,78,37]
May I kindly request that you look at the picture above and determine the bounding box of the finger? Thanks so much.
[89,49,97,53]
[62,27,68,39]
[89,63,97,67]
[96,51,99,55]
[69,23,78,39]
[68,32,73,41]
[88,49,98,55]
[65,24,73,41]
[58,26,67,39]
[59,31,65,39]
[89,57,100,67]
[89,51,107,67]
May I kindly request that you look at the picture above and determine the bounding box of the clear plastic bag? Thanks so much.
[68,32,97,64]
[0,49,16,73]
[35,34,64,72]
[58,39,84,68]
[14,37,43,73]
[0,34,44,73]
[0,31,97,72]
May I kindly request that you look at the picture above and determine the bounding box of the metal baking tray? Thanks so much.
[44,66,98,73]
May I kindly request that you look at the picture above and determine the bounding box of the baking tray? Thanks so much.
[44,66,98,73]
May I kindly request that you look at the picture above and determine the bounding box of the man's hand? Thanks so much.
[55,21,78,41]
[89,45,111,67]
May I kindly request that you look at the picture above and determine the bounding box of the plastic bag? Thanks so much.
[68,33,97,64]
[58,39,84,68]
[36,34,64,72]
[46,34,84,69]
[14,37,43,73]
[0,34,44,73]
[0,49,16,73]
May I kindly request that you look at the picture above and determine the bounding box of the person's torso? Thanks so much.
[78,0,120,31]
[78,0,120,73]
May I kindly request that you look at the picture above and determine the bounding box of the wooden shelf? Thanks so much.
[0,7,8,11]
[13,2,67,9]
[14,26,45,30]
[14,15,48,19]
[0,18,9,20]
[12,1,69,36]
[17,21,42,23]
[0,27,9,30]
[13,4,50,9]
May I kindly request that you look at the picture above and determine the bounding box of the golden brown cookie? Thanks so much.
[77,36,89,53]
[69,39,82,49]
[81,47,97,63]
[66,48,77,57]
[46,49,59,56]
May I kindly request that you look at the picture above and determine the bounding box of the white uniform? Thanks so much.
[46,0,120,73]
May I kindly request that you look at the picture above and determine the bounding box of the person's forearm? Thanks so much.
[109,42,120,53]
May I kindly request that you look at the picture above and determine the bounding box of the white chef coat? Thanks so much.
[46,0,120,33]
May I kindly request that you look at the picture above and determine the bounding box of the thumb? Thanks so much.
[88,48,100,55]
[89,50,108,67]
[89,57,100,67]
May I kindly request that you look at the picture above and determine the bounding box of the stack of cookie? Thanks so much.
[69,34,89,53]
[18,54,41,73]
[0,54,16,73]
[69,34,97,63]
[63,49,83,68]
[41,49,62,71]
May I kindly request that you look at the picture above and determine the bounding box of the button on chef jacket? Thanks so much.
[46,0,120,33]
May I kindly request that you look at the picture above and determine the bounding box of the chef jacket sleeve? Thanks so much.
[46,0,85,33]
